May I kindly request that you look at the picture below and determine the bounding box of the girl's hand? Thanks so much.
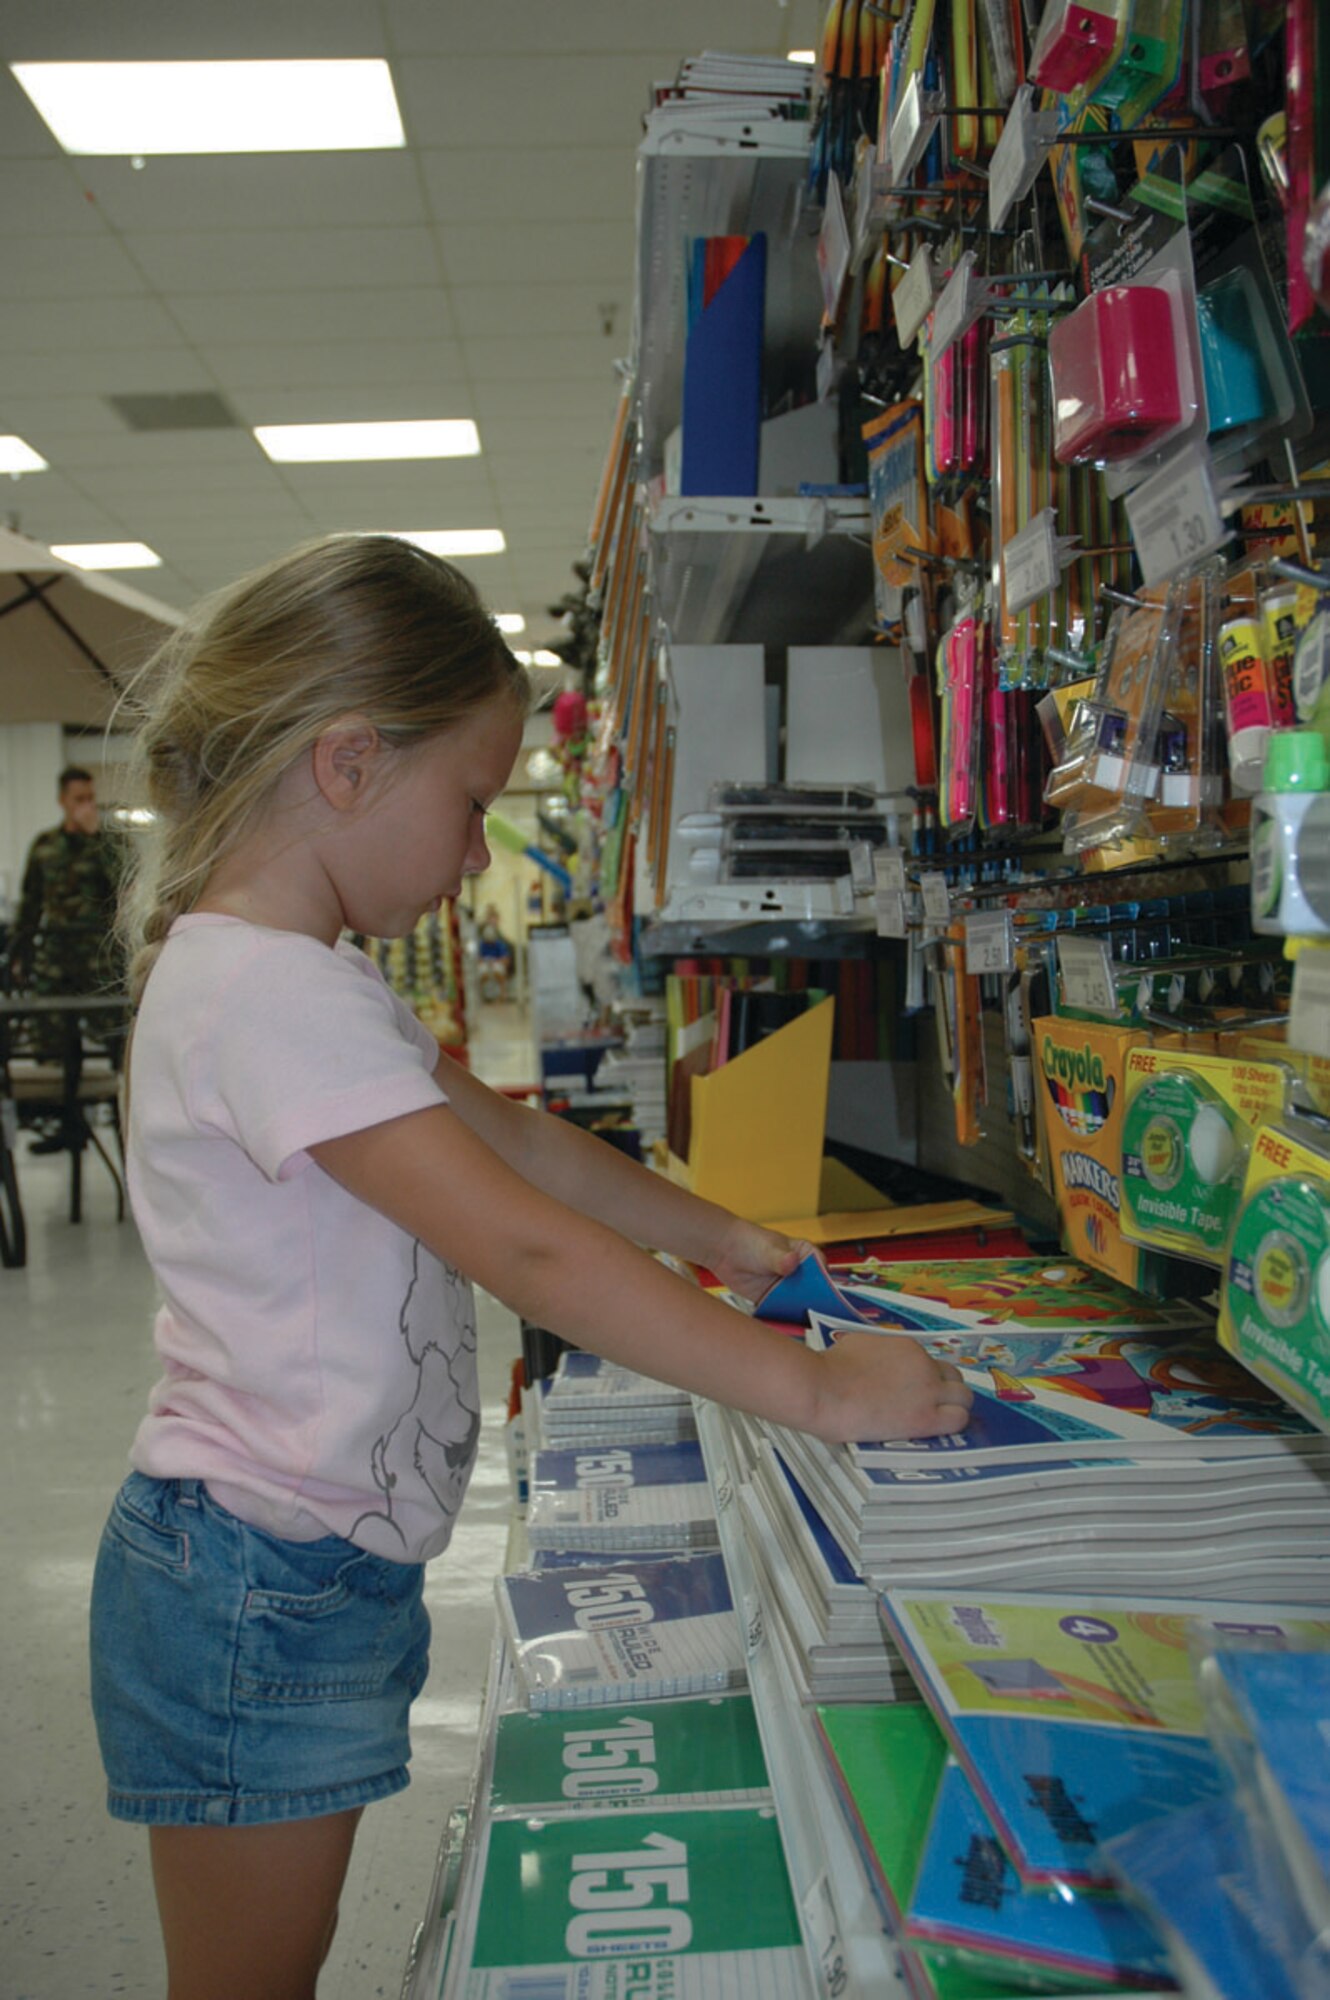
[809,1332,973,1445]
[708,1215,804,1304]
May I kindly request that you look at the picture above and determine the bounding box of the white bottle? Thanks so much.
[1251,729,1330,937]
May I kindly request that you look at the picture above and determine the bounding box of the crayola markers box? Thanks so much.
[1033,1017,1149,1288]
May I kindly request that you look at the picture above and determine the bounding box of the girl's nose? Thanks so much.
[463,827,491,876]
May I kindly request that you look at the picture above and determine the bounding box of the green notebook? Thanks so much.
[461,1805,808,1998]
[488,1694,770,1814]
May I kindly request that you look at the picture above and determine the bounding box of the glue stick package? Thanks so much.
[1120,1048,1289,1266]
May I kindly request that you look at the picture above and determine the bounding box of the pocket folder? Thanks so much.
[680,233,767,497]
[678,995,835,1222]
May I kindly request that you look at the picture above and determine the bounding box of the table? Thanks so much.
[0,992,130,1268]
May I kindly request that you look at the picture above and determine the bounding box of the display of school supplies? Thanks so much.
[525,1441,718,1554]
[880,1588,1330,1890]
[496,1553,746,1710]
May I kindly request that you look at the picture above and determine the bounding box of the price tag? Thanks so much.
[801,1874,850,2000]
[875,888,908,938]
[988,84,1058,230]
[1125,443,1229,586]
[928,249,979,362]
[816,334,837,402]
[1290,951,1330,1059]
[818,171,852,320]
[920,871,952,926]
[890,72,932,182]
[1003,509,1062,615]
[849,840,875,891]
[1057,934,1121,1017]
[964,909,1014,975]
[893,244,936,348]
[874,846,908,892]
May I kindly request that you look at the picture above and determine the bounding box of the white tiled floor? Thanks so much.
[0,998,539,1999]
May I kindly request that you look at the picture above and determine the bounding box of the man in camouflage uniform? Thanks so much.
[8,767,125,1137]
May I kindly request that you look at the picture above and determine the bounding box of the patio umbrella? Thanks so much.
[0,529,181,727]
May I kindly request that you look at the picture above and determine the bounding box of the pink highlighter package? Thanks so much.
[1048,283,1188,465]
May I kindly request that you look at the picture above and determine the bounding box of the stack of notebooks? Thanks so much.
[495,1552,746,1711]
[594,1011,667,1145]
[525,1439,717,1557]
[738,1429,917,1704]
[818,1589,1330,2000]
[533,1351,696,1451]
[766,1257,1330,1606]
[440,1687,809,1998]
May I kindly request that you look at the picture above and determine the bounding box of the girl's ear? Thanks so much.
[311,716,382,812]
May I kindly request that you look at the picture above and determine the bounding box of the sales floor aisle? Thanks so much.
[0,998,535,1999]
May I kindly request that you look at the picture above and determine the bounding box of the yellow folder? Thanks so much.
[685,995,835,1223]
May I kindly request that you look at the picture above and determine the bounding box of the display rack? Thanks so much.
[694,1399,1176,2000]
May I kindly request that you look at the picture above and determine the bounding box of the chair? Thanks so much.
[0,998,127,1269]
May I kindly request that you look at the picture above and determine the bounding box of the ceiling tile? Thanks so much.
[445,279,630,340]
[465,337,623,388]
[78,152,428,232]
[0,345,216,398]
[0,229,151,298]
[193,337,470,391]
[420,145,633,225]
[0,0,389,59]
[0,295,189,351]
[439,218,634,289]
[166,286,453,344]
[126,224,439,294]
[398,54,681,151]
[385,0,786,57]
[0,156,107,232]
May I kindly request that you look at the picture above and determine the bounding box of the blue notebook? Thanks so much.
[680,233,766,496]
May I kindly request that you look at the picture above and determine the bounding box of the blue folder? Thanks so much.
[680,232,766,496]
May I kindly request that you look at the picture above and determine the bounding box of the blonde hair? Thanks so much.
[117,534,530,1002]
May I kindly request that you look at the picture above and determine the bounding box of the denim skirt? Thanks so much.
[90,1472,430,1827]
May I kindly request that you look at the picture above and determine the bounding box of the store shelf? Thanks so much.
[635,107,817,475]
[649,494,874,645]
[640,912,880,958]
[695,1398,908,2000]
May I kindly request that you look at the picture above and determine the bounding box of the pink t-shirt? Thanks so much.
[128,913,480,1563]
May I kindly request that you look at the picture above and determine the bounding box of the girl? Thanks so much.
[89,535,970,2000]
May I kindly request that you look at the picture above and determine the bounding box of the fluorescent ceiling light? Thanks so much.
[395,529,506,557]
[495,613,526,634]
[254,419,479,464]
[0,436,48,474]
[51,541,162,570]
[787,50,816,64]
[10,59,405,155]
[532,650,562,668]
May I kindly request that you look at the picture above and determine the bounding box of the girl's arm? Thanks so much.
[309,1103,972,1447]
[431,1050,799,1302]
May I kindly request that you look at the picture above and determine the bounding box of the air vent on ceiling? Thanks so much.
[107,392,241,432]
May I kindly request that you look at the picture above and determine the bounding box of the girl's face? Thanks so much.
[333,694,524,938]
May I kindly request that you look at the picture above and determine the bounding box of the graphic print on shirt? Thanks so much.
[352,1244,481,1555]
